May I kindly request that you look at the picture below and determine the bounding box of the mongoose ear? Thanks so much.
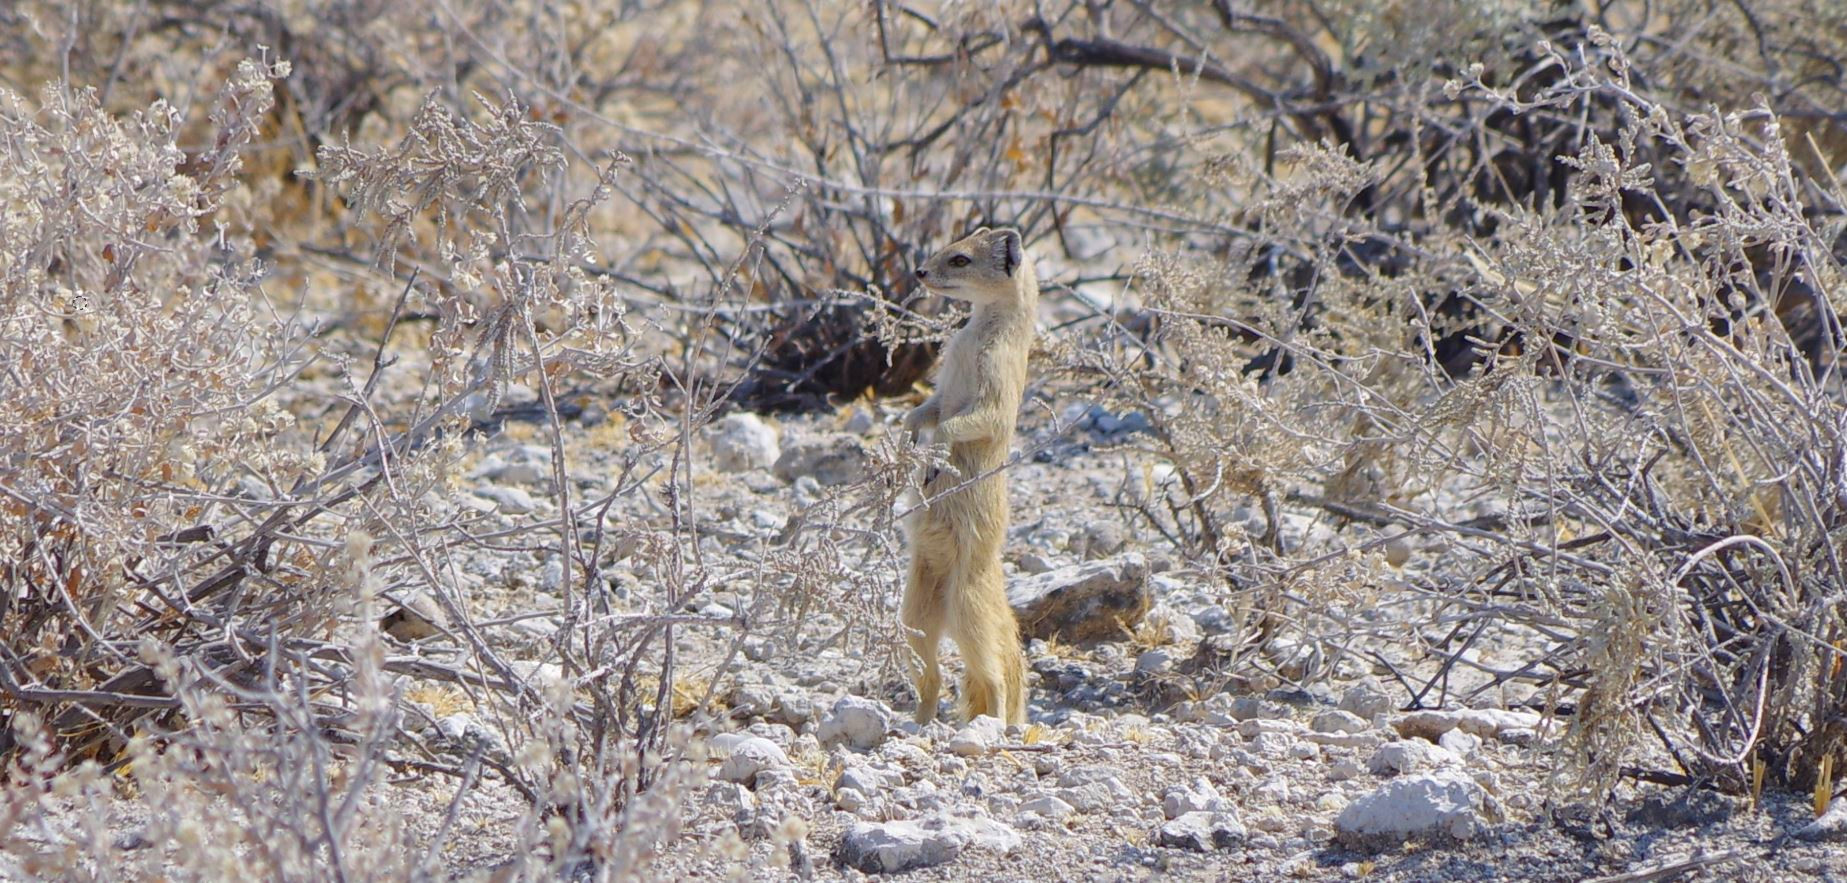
[990,228,1022,277]
[971,225,991,237]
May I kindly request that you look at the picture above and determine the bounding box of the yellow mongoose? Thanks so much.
[902,226,1036,725]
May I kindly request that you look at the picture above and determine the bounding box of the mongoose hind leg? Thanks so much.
[901,552,948,725]
[950,558,1029,725]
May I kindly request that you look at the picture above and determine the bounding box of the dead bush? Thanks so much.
[1031,3,1847,798]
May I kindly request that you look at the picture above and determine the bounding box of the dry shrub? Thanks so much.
[1045,6,1847,798]
[1,57,300,757]
[0,48,732,875]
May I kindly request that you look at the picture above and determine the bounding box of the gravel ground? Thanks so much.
[46,397,1837,882]
[367,400,1847,882]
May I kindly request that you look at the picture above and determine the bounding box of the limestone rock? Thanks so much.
[1157,811,1247,851]
[835,813,1020,873]
[773,436,867,486]
[709,413,781,473]
[1161,777,1230,819]
[1019,795,1077,821]
[1007,553,1151,643]
[472,485,538,515]
[1311,709,1369,735]
[1338,681,1395,719]
[712,734,790,787]
[1368,739,1462,776]
[1336,770,1501,849]
[948,715,1006,756]
[817,695,892,750]
[1393,708,1545,742]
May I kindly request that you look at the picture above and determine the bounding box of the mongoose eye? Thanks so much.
[948,255,971,267]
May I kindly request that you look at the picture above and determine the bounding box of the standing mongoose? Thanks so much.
[901,226,1037,725]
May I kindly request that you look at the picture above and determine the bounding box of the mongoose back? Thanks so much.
[902,226,1036,725]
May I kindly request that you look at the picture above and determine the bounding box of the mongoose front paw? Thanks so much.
[903,404,939,438]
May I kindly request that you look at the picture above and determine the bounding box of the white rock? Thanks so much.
[773,436,867,486]
[1007,553,1152,643]
[1393,708,1545,741]
[1368,740,1461,776]
[835,814,1021,872]
[1247,807,1292,833]
[747,509,782,532]
[1057,764,1135,792]
[1019,795,1077,821]
[1053,767,1135,814]
[881,738,932,768]
[1457,708,1546,736]
[1056,783,1115,814]
[707,731,753,755]
[1237,719,1299,738]
[703,781,756,820]
[771,690,813,726]
[1080,521,1127,559]
[891,779,943,812]
[744,722,796,749]
[1311,709,1369,734]
[509,660,565,685]
[834,765,894,794]
[835,787,869,813]
[1249,731,1297,758]
[710,413,781,473]
[472,485,538,515]
[1230,696,1292,721]
[1017,553,1058,574]
[1499,727,1541,746]
[1338,682,1395,719]
[1253,776,1291,804]
[1135,649,1175,675]
[1336,770,1501,848]
[949,715,1006,756]
[716,736,789,786]
[491,445,553,485]
[434,713,509,758]
[1161,777,1228,819]
[1147,602,1203,645]
[728,683,776,718]
[1157,811,1247,851]
[1304,731,1386,750]
[1439,729,1483,757]
[817,695,892,750]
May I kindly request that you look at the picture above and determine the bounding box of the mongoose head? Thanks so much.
[914,227,1030,305]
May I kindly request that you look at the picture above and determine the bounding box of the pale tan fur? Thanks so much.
[901,227,1037,725]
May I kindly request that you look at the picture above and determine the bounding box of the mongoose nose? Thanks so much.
[915,268,928,280]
